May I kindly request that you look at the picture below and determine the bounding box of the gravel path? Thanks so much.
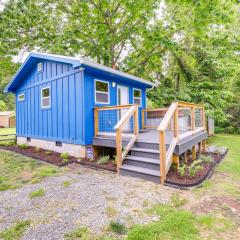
[0,163,175,240]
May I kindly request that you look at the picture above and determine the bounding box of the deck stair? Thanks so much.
[119,141,162,183]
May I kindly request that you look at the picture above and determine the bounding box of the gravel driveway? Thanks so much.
[0,163,175,240]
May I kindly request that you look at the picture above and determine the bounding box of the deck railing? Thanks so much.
[94,104,139,172]
[157,101,206,184]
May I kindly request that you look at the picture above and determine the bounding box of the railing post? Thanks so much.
[202,108,206,131]
[94,108,99,137]
[159,130,166,184]
[142,110,145,129]
[174,107,179,139]
[191,107,195,132]
[134,107,139,135]
[116,128,122,173]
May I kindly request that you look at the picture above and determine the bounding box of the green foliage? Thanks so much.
[108,221,126,235]
[63,181,71,187]
[64,227,90,240]
[45,150,52,155]
[97,155,110,165]
[60,152,69,162]
[29,188,45,198]
[170,193,188,208]
[18,144,28,149]
[0,0,240,128]
[129,204,199,240]
[0,100,7,111]
[198,155,212,163]
[188,160,203,177]
[178,164,187,177]
[0,150,58,191]
[0,220,31,240]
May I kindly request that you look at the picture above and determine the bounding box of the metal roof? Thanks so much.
[5,52,157,92]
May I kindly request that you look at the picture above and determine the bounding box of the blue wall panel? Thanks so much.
[15,58,149,146]
[16,60,84,145]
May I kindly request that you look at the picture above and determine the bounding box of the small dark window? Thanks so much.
[27,137,31,142]
[56,141,62,147]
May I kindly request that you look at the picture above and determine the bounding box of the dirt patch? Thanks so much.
[0,146,117,171]
[165,152,227,188]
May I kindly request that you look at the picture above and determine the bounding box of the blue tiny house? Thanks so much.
[5,52,156,157]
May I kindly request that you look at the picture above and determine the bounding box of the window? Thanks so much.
[95,80,109,104]
[18,93,25,101]
[133,89,142,106]
[41,87,51,108]
[37,62,43,72]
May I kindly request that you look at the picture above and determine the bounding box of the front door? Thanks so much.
[117,85,129,131]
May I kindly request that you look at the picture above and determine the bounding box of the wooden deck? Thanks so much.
[93,128,208,155]
[94,101,208,184]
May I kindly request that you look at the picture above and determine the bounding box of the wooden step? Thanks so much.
[120,165,160,183]
[124,155,160,170]
[130,147,160,159]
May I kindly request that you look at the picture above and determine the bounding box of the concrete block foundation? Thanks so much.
[17,137,86,158]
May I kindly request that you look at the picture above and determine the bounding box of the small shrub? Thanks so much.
[214,127,225,134]
[171,193,188,208]
[106,205,118,217]
[18,144,28,149]
[224,126,236,134]
[63,181,71,187]
[0,220,31,240]
[60,152,69,161]
[29,188,45,199]
[178,164,187,177]
[108,221,126,234]
[188,160,203,177]
[97,155,110,165]
[64,227,90,239]
[199,155,212,163]
[45,150,52,155]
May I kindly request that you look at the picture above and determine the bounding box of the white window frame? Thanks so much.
[41,86,51,109]
[95,79,110,104]
[133,88,142,107]
[37,62,43,73]
[18,93,25,102]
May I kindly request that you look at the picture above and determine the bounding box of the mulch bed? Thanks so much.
[165,150,228,189]
[0,145,117,171]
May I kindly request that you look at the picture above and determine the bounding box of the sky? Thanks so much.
[0,0,9,11]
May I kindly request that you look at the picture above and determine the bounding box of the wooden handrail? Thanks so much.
[94,104,133,110]
[114,105,136,130]
[115,105,139,172]
[158,101,206,184]
[158,102,178,131]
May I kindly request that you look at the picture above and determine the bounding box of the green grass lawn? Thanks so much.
[208,134,240,177]
[0,128,16,146]
[0,150,58,191]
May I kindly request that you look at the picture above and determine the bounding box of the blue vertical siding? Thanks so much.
[15,58,148,146]
[16,60,85,145]
[83,70,147,145]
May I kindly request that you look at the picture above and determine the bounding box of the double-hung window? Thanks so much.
[95,80,109,104]
[133,89,142,106]
[41,87,51,108]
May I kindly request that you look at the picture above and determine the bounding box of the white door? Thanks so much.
[117,85,130,131]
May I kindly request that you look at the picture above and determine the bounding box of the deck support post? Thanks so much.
[94,108,99,137]
[159,131,166,184]
[173,154,179,168]
[116,128,122,174]
[184,151,188,163]
[198,141,202,154]
[202,140,206,153]
[142,110,145,129]
[192,145,196,160]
